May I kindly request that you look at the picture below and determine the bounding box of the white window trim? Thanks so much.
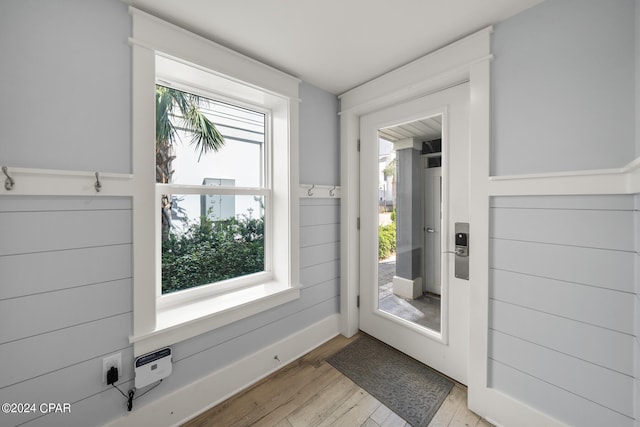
[129,7,300,356]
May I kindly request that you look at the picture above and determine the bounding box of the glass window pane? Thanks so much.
[156,85,265,187]
[161,194,265,294]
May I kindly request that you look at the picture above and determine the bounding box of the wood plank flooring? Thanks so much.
[182,334,492,427]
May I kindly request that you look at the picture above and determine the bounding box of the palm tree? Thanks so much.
[156,85,225,239]
[382,158,396,211]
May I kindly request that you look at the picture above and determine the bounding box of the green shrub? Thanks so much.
[161,214,264,294]
[378,223,396,260]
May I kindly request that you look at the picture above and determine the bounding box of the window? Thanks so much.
[157,85,267,296]
[130,8,300,355]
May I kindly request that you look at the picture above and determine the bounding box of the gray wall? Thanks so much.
[489,195,637,427]
[492,0,636,175]
[395,148,422,280]
[490,1,639,425]
[635,194,640,416]
[0,1,340,426]
[637,0,640,156]
[0,0,131,173]
[299,82,340,185]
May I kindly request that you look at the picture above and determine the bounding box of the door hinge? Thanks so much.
[357,295,360,308]
[357,139,361,152]
[357,217,360,230]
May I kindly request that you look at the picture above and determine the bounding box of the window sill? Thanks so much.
[130,282,300,355]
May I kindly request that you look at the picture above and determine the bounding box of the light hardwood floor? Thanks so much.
[182,334,492,427]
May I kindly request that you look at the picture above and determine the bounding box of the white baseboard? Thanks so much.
[106,314,341,427]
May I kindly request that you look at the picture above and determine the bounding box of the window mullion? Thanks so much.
[156,184,269,197]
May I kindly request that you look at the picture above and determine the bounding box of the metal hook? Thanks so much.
[307,184,315,197]
[329,186,336,197]
[94,172,102,193]
[2,166,14,191]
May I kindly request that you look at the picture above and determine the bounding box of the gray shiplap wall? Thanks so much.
[121,198,340,423]
[0,197,134,427]
[0,195,340,427]
[488,195,638,427]
[635,194,640,424]
[0,1,340,425]
[491,1,639,424]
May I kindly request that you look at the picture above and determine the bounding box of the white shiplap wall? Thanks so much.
[488,195,638,427]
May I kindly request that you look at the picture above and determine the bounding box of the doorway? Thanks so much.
[359,83,470,385]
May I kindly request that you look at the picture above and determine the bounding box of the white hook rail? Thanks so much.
[299,184,341,198]
[0,166,133,196]
[0,166,343,200]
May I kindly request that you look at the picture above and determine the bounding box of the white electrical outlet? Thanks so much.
[102,353,122,384]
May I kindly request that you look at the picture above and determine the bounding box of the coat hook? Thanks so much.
[329,185,336,197]
[307,184,315,197]
[94,172,102,193]
[2,166,14,191]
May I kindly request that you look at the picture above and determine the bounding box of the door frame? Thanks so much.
[338,26,564,427]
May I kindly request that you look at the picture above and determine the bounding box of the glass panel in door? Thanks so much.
[376,115,443,333]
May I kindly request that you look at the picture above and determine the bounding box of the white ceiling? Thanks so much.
[379,116,442,143]
[123,0,543,95]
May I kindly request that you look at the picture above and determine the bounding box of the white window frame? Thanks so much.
[129,7,300,356]
[153,67,273,307]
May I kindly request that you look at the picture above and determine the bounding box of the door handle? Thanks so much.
[444,248,466,256]
[426,227,435,233]
[454,223,469,280]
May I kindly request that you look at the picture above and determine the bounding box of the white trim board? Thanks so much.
[0,166,133,197]
[128,7,299,100]
[299,184,341,199]
[339,27,493,114]
[105,314,340,427]
[488,156,640,196]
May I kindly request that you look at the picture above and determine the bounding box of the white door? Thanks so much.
[359,83,470,385]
